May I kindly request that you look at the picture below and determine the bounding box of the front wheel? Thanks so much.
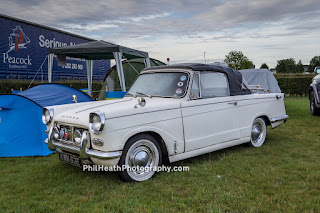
[118,134,162,182]
[310,91,320,116]
[249,117,267,147]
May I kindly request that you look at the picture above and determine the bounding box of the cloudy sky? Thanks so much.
[2,0,320,68]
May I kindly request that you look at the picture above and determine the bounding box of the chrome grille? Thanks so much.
[55,123,87,147]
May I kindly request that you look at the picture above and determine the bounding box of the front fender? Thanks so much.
[121,125,184,156]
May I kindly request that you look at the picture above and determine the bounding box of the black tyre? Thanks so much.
[118,134,162,182]
[310,91,320,116]
[249,117,267,147]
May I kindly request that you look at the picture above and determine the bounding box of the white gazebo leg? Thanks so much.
[86,59,93,96]
[113,52,126,91]
[48,54,53,83]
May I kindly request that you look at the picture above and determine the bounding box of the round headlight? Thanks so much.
[42,108,54,125]
[92,116,101,130]
[52,127,60,140]
[74,130,82,144]
[89,112,105,134]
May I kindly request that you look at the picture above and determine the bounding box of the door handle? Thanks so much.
[228,101,238,106]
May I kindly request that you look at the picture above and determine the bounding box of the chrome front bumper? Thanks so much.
[45,127,122,160]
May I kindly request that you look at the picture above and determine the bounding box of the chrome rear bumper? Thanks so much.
[270,115,289,123]
[46,127,122,160]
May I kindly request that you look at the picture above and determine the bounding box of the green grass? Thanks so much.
[1,97,319,212]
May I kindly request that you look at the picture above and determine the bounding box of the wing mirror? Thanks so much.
[134,97,146,108]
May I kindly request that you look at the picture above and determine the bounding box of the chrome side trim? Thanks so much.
[270,115,289,123]
[170,137,250,163]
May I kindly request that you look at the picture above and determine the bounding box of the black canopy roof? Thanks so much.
[143,63,251,96]
[49,40,149,60]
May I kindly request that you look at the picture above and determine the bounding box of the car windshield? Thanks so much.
[128,72,189,98]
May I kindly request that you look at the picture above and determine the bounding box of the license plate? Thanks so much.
[59,153,82,167]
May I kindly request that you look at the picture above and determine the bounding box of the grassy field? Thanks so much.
[0,97,319,212]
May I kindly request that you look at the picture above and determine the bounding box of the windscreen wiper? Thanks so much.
[125,92,136,98]
[136,92,152,98]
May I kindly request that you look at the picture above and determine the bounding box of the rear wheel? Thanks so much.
[118,134,162,182]
[310,91,320,116]
[249,118,267,147]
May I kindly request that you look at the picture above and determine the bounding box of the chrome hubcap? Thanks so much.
[125,140,159,181]
[251,122,263,145]
[131,150,150,167]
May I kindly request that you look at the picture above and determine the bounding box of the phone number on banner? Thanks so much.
[62,63,84,70]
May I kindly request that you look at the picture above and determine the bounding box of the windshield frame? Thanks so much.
[127,69,191,99]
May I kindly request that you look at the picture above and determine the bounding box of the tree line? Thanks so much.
[223,50,320,73]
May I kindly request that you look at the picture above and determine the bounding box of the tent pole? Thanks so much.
[90,60,93,96]
[48,54,53,83]
[113,52,126,92]
[86,60,93,96]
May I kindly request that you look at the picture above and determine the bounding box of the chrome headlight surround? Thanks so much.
[52,126,60,140]
[89,112,105,134]
[73,129,82,144]
[42,108,54,125]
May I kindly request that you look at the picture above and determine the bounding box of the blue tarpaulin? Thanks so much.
[18,84,93,107]
[106,91,127,99]
[0,84,93,157]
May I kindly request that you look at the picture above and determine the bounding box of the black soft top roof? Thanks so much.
[143,63,251,96]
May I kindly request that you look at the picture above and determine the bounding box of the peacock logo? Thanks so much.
[7,26,31,53]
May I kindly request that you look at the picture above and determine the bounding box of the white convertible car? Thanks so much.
[43,63,288,182]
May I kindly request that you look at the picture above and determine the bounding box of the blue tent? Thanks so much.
[0,84,93,157]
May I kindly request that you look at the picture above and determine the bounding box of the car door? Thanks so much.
[181,71,240,152]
